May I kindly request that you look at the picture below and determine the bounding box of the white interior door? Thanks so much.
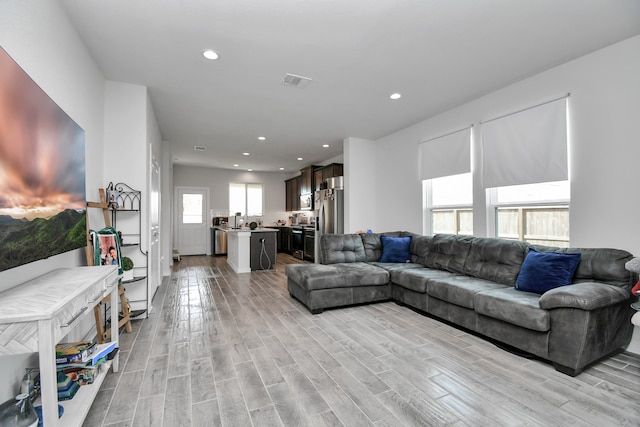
[177,187,208,255]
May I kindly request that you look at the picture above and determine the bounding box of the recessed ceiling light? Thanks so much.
[203,49,219,60]
[258,136,266,141]
[233,164,239,167]
[297,157,303,161]
[390,92,402,100]
[279,167,284,170]
[243,152,250,156]
[322,144,329,148]
[247,169,253,172]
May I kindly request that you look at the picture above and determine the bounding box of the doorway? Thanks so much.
[176,187,209,255]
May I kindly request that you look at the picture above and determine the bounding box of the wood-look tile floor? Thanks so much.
[84,254,640,426]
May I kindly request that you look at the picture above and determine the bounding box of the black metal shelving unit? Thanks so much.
[107,182,148,318]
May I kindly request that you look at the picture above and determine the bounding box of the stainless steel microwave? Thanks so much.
[299,193,312,210]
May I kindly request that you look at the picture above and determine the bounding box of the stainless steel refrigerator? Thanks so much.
[314,186,344,264]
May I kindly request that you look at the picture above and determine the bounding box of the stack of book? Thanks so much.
[55,341,117,400]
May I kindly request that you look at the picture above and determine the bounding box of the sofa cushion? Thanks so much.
[427,275,507,309]
[424,234,473,274]
[285,262,389,291]
[379,235,412,263]
[391,267,457,294]
[410,235,433,265]
[515,249,581,294]
[475,288,550,332]
[321,234,367,264]
[463,237,528,286]
[372,262,425,275]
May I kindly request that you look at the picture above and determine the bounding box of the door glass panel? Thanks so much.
[182,193,203,224]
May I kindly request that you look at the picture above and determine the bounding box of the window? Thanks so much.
[481,96,570,246]
[229,183,263,216]
[419,127,472,236]
[427,173,473,235]
[491,180,569,247]
[182,193,203,224]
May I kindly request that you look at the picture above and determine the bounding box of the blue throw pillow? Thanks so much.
[515,249,581,294]
[379,235,412,263]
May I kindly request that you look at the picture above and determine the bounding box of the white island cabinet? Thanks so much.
[226,229,252,273]
[0,266,120,427]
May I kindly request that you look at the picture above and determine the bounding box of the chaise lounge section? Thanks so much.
[285,232,636,375]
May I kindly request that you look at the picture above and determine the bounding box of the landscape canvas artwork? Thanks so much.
[0,46,86,272]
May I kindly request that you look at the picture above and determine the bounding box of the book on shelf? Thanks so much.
[84,341,117,366]
[56,342,118,386]
[56,370,80,401]
[55,341,96,364]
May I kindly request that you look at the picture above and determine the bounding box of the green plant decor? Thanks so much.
[122,256,134,271]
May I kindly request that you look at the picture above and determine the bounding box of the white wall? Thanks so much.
[0,0,107,402]
[365,35,640,353]
[103,81,151,309]
[173,165,291,253]
[343,137,376,233]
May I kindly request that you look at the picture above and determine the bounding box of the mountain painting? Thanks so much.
[0,46,86,271]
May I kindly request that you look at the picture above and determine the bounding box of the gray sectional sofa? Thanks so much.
[285,232,636,375]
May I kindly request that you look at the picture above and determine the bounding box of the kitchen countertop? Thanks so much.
[213,226,278,233]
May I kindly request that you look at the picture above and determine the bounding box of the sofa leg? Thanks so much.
[553,363,582,377]
[310,308,323,315]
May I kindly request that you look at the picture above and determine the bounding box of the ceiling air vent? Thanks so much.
[281,73,312,89]
[194,145,206,152]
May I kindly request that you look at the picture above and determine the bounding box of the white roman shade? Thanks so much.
[419,127,471,180]
[481,97,568,188]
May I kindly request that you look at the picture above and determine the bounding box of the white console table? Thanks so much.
[0,266,120,427]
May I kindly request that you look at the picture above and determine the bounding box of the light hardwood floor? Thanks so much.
[84,254,640,426]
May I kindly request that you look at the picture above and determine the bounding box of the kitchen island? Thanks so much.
[220,227,278,273]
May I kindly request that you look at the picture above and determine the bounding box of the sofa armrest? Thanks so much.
[539,282,630,310]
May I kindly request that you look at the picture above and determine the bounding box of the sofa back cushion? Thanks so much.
[464,237,529,286]
[424,234,473,274]
[532,245,635,289]
[411,235,433,265]
[321,234,367,264]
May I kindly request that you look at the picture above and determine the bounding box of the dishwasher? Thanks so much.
[213,228,227,256]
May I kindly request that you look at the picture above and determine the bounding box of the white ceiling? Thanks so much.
[59,0,640,173]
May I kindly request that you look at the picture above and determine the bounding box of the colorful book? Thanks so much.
[56,370,80,401]
[58,362,102,386]
[55,341,96,364]
[56,342,117,386]
[84,341,117,366]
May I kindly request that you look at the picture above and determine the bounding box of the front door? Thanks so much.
[176,187,209,255]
